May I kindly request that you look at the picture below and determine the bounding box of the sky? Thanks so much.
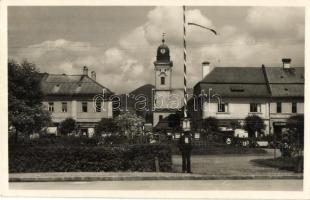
[8,6,305,94]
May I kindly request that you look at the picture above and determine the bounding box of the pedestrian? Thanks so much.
[179,131,193,173]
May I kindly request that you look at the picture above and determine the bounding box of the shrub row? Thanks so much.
[9,144,172,173]
[9,135,101,147]
[169,141,267,155]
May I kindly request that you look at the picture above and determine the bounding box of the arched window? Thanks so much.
[161,77,165,85]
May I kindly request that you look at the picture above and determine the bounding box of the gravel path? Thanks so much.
[172,149,301,176]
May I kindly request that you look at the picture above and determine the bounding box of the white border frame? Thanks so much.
[0,0,309,199]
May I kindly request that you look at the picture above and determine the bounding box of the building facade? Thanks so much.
[152,38,192,128]
[41,66,113,136]
[153,38,175,127]
[192,59,304,137]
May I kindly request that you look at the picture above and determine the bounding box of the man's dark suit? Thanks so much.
[179,133,193,173]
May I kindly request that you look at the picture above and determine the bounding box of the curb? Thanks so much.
[9,174,303,182]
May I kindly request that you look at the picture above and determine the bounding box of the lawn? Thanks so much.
[251,156,303,173]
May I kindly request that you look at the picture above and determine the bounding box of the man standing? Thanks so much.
[179,132,193,173]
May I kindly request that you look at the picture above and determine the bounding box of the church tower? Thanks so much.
[154,36,173,89]
[153,35,174,126]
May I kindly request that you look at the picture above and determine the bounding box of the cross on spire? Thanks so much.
[162,32,166,44]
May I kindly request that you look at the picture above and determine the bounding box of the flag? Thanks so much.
[188,22,218,35]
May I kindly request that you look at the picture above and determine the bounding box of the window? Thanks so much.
[96,101,102,112]
[218,103,228,113]
[160,77,165,85]
[82,102,88,112]
[276,102,282,113]
[48,102,54,112]
[292,102,297,113]
[250,103,261,113]
[61,102,67,112]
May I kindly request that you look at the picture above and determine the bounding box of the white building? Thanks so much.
[192,59,304,138]
[40,66,113,136]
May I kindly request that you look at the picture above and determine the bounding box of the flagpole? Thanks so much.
[182,6,217,132]
[183,5,188,119]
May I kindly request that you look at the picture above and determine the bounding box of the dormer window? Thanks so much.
[230,86,244,92]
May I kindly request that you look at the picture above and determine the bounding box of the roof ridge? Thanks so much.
[82,75,113,94]
[261,65,272,95]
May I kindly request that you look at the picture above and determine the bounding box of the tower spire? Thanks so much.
[162,32,166,44]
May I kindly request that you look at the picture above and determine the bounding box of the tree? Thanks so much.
[95,118,118,136]
[230,120,242,129]
[8,60,51,143]
[244,115,265,139]
[202,117,219,132]
[114,112,145,139]
[167,112,182,130]
[59,118,76,135]
[286,114,304,147]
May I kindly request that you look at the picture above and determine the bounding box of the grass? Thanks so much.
[251,156,304,173]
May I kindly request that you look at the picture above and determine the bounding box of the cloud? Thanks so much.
[246,7,305,41]
[13,39,150,94]
[11,6,305,94]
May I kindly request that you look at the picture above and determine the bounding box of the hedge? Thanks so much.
[9,144,172,173]
[169,141,267,155]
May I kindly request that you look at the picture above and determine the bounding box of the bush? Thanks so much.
[202,117,219,132]
[10,135,100,147]
[169,141,267,155]
[103,135,129,145]
[244,115,265,145]
[286,114,304,147]
[9,144,172,173]
[95,118,118,136]
[59,118,76,135]
[124,144,172,172]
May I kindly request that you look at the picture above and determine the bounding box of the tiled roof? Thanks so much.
[196,66,304,98]
[265,67,304,97]
[198,83,269,98]
[269,84,304,97]
[265,67,304,83]
[40,73,113,96]
[201,67,266,84]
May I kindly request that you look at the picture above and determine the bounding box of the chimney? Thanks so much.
[83,66,88,76]
[202,61,211,79]
[282,58,291,69]
[91,71,96,81]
